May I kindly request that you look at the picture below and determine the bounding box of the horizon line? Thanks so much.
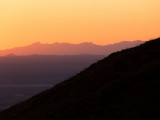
[0,40,145,51]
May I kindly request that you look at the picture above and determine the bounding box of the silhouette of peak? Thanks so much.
[142,37,160,48]
[52,42,95,46]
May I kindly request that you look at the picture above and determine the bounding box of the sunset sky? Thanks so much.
[0,0,160,50]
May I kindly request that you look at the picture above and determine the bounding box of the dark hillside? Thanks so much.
[0,38,160,120]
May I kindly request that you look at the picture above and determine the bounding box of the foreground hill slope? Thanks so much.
[0,38,159,120]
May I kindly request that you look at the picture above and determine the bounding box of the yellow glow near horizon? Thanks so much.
[0,0,160,49]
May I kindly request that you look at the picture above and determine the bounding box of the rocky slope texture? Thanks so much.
[0,38,159,120]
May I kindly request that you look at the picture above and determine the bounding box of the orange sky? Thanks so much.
[0,0,160,50]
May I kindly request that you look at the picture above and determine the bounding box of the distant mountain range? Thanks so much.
[0,38,159,120]
[0,41,144,56]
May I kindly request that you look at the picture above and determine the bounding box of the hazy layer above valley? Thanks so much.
[0,55,105,85]
[0,55,105,111]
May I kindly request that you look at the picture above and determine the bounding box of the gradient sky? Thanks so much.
[0,0,160,50]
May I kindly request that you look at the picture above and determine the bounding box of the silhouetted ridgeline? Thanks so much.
[0,40,143,56]
[0,38,160,120]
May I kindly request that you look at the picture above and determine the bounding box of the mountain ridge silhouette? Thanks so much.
[0,40,143,56]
